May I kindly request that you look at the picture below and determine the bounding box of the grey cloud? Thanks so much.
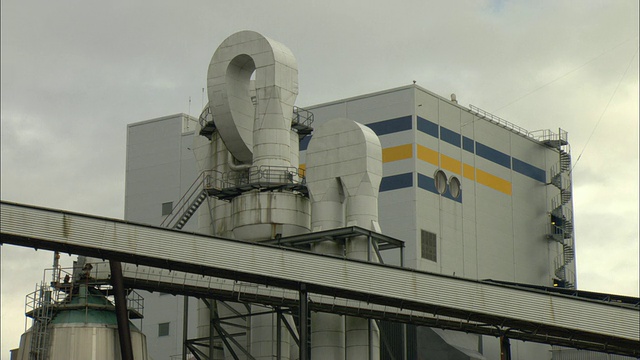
[1,0,638,356]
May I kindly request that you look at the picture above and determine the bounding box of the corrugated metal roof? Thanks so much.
[1,201,638,356]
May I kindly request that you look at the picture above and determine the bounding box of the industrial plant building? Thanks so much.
[123,80,576,359]
[13,31,638,360]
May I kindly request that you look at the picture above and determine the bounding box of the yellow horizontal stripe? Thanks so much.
[382,144,413,163]
[440,154,461,175]
[476,169,512,195]
[463,164,475,181]
[417,145,438,166]
[304,143,512,196]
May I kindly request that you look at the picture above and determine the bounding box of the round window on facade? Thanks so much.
[449,176,461,199]
[434,170,447,194]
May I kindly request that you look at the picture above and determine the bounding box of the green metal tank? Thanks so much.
[15,282,148,360]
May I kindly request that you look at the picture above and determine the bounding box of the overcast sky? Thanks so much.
[1,0,638,356]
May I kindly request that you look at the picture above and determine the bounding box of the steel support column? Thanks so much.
[299,284,309,360]
[500,335,511,360]
[109,260,134,360]
[277,308,282,360]
[183,296,189,360]
[209,299,216,360]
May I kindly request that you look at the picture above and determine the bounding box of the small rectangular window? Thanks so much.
[421,230,437,262]
[158,322,170,337]
[162,202,173,216]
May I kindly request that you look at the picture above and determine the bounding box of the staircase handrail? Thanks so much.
[161,170,220,228]
[554,253,576,282]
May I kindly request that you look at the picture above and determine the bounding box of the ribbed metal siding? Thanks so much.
[1,202,638,344]
[551,348,637,360]
[379,321,405,360]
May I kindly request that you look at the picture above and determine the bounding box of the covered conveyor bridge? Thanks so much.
[1,201,638,357]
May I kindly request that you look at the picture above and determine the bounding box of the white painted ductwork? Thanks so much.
[198,31,307,360]
[207,30,298,169]
[306,118,383,360]
[196,31,385,360]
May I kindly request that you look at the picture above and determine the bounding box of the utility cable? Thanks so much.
[494,36,638,113]
[571,44,639,173]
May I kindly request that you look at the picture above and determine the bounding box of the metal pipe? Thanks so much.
[52,251,60,284]
[109,260,134,360]
[227,151,251,171]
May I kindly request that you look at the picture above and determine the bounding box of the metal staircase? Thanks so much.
[162,167,309,230]
[539,129,576,289]
[167,106,314,231]
[161,171,212,230]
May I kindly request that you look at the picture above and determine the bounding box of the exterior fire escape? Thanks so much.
[538,129,576,289]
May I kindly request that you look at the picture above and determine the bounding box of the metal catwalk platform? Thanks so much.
[1,201,638,356]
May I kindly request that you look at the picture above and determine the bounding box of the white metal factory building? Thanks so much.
[124,83,585,359]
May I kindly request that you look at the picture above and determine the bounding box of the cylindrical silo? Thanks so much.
[15,283,148,360]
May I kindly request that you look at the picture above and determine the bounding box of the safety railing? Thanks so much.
[531,128,569,144]
[215,165,306,189]
[554,253,576,285]
[292,106,314,128]
[468,104,533,138]
[161,170,223,228]
[26,265,144,321]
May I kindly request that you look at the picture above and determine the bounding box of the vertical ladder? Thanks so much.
[28,284,54,360]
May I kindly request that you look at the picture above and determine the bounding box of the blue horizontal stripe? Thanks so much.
[476,142,511,169]
[440,126,461,147]
[417,117,438,137]
[463,136,474,153]
[299,114,546,184]
[443,186,463,203]
[366,116,412,136]
[380,172,413,192]
[417,173,438,194]
[418,173,462,203]
[512,158,546,183]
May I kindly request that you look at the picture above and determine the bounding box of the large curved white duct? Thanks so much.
[306,118,383,360]
[207,30,298,169]
[202,31,305,360]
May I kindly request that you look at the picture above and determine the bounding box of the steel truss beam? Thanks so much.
[1,201,638,357]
